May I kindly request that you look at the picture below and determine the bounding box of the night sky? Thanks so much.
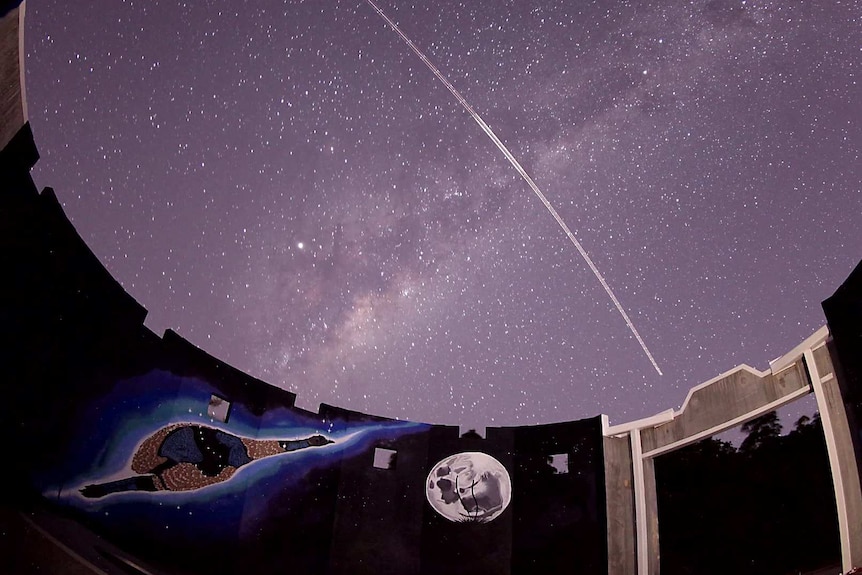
[24,0,861,429]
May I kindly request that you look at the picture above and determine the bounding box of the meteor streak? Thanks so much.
[362,0,663,376]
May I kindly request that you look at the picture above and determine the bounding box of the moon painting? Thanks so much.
[426,452,512,523]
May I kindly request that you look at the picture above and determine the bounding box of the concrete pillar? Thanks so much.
[604,434,636,575]
[1,2,28,152]
[631,430,660,575]
[642,456,660,575]
[631,430,647,575]
[807,349,862,573]
[604,411,674,575]
[603,327,847,575]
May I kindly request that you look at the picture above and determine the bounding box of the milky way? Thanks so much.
[364,0,663,376]
[25,0,862,429]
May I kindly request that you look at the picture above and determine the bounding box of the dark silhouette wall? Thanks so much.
[824,260,862,475]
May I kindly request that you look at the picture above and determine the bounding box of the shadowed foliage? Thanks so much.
[656,411,840,575]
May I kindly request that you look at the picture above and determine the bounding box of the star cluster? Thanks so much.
[25,0,861,428]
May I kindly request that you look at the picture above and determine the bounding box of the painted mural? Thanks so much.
[79,423,334,497]
[33,367,431,574]
[43,368,426,501]
[426,452,512,523]
[12,354,613,575]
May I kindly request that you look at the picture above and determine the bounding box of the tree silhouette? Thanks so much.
[739,411,782,453]
[790,412,821,435]
[656,410,840,575]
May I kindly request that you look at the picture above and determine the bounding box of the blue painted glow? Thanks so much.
[43,368,429,527]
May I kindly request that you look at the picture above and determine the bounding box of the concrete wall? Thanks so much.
[604,434,635,575]
[822,261,862,572]
[824,261,862,472]
[0,3,25,153]
[641,361,812,457]
[604,324,862,575]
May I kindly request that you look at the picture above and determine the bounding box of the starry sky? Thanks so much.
[24,0,861,430]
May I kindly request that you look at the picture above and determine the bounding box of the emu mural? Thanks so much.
[80,423,333,498]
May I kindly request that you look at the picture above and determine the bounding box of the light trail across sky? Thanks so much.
[362,0,663,376]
